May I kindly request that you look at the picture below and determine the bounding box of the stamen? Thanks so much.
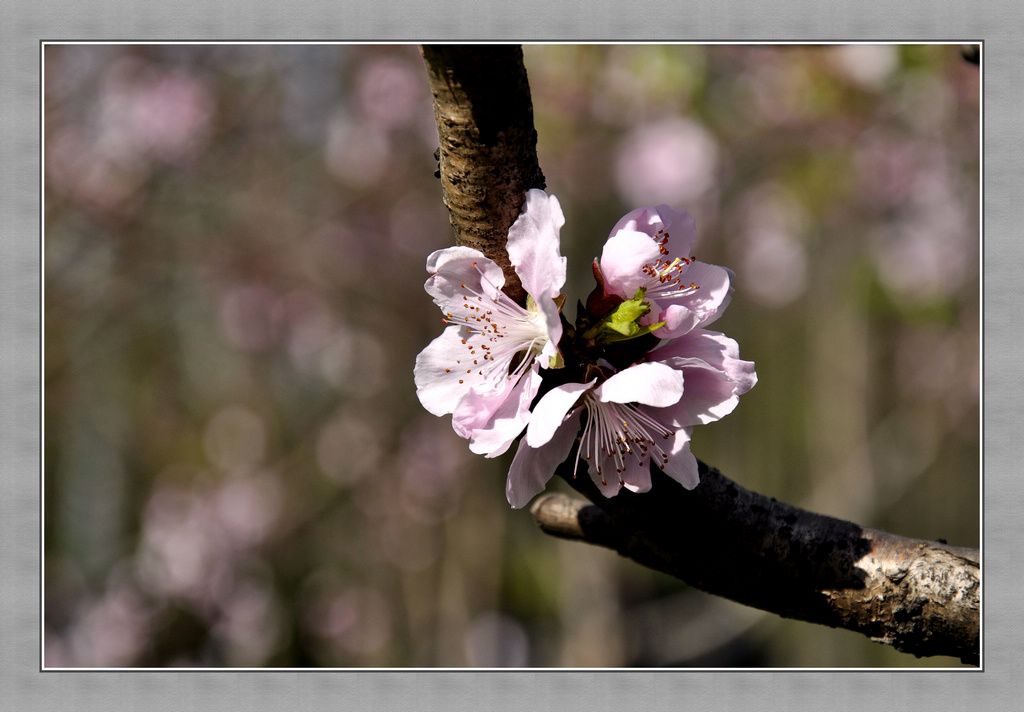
[442,260,553,396]
[573,392,675,488]
[639,252,700,302]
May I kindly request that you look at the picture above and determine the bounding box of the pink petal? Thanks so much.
[660,428,699,489]
[506,189,567,302]
[598,230,663,297]
[506,409,582,509]
[653,262,733,338]
[655,329,748,374]
[525,380,594,448]
[655,304,703,339]
[678,364,752,425]
[693,265,735,328]
[619,456,652,493]
[609,204,697,256]
[458,368,542,458]
[595,361,683,408]
[586,457,625,498]
[653,330,757,426]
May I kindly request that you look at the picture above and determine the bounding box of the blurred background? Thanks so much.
[43,43,980,668]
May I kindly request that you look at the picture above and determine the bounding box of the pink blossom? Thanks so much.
[505,329,756,508]
[599,205,733,339]
[414,191,756,510]
[414,190,567,457]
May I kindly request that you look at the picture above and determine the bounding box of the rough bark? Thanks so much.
[421,44,546,305]
[531,457,980,665]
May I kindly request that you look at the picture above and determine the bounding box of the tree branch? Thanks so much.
[421,44,546,305]
[421,44,980,666]
[531,457,980,665]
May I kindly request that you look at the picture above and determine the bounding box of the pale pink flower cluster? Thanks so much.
[414,189,756,508]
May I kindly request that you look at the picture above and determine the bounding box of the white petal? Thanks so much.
[506,409,582,509]
[413,327,487,416]
[596,362,683,408]
[506,189,567,301]
[425,245,485,275]
[535,295,564,366]
[598,230,663,297]
[424,246,506,312]
[525,380,594,448]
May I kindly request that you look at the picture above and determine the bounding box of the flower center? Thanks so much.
[574,392,673,486]
[443,263,550,392]
[640,230,700,302]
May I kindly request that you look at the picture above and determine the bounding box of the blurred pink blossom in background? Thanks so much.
[614,118,719,206]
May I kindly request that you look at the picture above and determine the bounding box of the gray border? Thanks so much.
[9,2,1012,710]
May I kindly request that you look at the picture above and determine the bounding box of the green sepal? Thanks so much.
[587,287,663,343]
[600,319,667,343]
